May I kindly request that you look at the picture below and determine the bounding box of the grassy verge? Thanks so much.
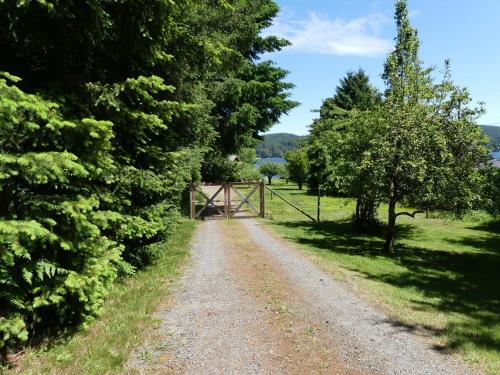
[264,180,500,374]
[4,219,197,375]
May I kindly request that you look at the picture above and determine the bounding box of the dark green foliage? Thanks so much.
[0,0,294,354]
[87,75,202,269]
[483,167,500,217]
[187,0,298,157]
[256,133,306,158]
[481,125,500,151]
[201,151,240,183]
[332,69,381,111]
[307,70,381,231]
[0,74,120,351]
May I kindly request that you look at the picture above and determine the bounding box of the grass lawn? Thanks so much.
[264,179,500,374]
[4,219,197,375]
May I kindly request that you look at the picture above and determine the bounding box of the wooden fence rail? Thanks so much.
[264,185,317,223]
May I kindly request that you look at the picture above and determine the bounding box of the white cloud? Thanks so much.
[266,11,392,58]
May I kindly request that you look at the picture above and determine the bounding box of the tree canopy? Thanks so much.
[305,0,489,253]
[259,162,282,184]
[307,69,381,230]
[284,150,309,190]
[0,0,295,354]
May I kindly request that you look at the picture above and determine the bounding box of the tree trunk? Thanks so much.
[317,185,321,223]
[267,176,272,185]
[354,195,376,232]
[384,197,397,255]
[298,181,302,190]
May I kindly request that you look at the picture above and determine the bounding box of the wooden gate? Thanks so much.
[190,181,265,219]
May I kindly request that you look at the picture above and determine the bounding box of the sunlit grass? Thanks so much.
[264,179,500,374]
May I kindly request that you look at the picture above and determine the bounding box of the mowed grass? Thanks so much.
[264,180,500,374]
[5,219,197,375]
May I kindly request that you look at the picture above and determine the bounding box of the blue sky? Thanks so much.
[263,0,500,135]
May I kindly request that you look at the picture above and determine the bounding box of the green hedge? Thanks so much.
[0,74,122,351]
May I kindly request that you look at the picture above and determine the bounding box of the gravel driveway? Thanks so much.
[129,219,474,375]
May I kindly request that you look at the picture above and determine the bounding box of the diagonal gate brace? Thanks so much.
[195,185,225,218]
[231,185,259,216]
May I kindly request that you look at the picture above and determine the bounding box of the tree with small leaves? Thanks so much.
[374,0,489,253]
[308,70,381,231]
[285,150,309,190]
[259,162,282,184]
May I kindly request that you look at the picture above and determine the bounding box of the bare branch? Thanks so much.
[395,210,425,218]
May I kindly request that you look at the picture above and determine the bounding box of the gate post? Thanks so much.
[190,183,196,219]
[260,180,265,218]
[223,183,227,219]
[227,183,231,219]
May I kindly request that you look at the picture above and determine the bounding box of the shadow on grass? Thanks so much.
[466,219,500,236]
[272,219,500,356]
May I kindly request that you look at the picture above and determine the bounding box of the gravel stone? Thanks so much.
[129,220,283,374]
[242,219,474,375]
[129,219,475,375]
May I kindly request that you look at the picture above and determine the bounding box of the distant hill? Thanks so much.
[256,133,307,158]
[257,127,499,157]
[481,125,500,151]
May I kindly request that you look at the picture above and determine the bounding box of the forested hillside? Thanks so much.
[481,125,500,150]
[258,126,500,157]
[0,0,295,355]
[256,133,306,157]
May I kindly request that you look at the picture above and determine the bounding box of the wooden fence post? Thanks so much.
[260,181,265,218]
[190,183,196,219]
[223,183,228,219]
[317,184,321,224]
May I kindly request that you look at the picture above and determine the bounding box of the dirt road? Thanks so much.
[129,219,473,374]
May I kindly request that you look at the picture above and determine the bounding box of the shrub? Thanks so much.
[0,74,121,351]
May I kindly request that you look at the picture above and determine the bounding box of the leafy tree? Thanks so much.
[0,0,295,354]
[0,0,295,267]
[333,69,381,111]
[238,147,259,165]
[308,70,381,230]
[236,147,261,181]
[278,164,290,183]
[330,70,381,229]
[201,151,240,183]
[238,164,262,181]
[189,0,298,166]
[373,0,489,253]
[259,162,281,184]
[482,167,500,217]
[284,150,309,190]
